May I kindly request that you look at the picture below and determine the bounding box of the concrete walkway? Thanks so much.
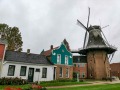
[47,80,120,89]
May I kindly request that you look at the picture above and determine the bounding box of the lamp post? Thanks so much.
[77,73,79,82]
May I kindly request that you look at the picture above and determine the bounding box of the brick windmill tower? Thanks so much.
[77,8,117,79]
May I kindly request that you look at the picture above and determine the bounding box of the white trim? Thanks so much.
[56,64,73,66]
[52,42,72,55]
[66,68,69,78]
[61,42,72,54]
[65,55,68,65]
[57,54,61,64]
[59,67,63,78]
[3,61,55,66]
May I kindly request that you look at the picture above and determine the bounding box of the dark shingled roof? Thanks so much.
[73,56,87,63]
[4,50,53,65]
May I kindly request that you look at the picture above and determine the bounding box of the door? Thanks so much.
[28,68,34,82]
[53,67,56,80]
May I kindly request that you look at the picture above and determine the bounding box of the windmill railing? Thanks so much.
[71,49,79,53]
[78,45,117,50]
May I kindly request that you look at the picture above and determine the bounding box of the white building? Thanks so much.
[0,38,55,82]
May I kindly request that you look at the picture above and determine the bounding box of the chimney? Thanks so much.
[50,45,53,49]
[27,49,30,54]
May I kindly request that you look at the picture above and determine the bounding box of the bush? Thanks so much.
[0,77,28,85]
[40,79,77,84]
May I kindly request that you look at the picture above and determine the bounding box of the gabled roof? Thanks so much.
[42,39,71,56]
[42,47,58,56]
[4,50,53,65]
[73,56,87,63]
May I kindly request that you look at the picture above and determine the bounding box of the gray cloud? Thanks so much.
[0,0,119,63]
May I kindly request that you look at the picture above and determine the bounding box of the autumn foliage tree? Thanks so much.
[0,24,23,52]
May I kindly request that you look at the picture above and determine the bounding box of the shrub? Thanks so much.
[40,79,77,84]
[0,77,28,85]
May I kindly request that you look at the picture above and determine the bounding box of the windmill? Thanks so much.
[77,8,117,79]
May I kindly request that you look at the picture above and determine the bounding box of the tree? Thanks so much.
[0,24,23,52]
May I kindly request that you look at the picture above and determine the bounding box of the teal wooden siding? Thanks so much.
[51,43,73,65]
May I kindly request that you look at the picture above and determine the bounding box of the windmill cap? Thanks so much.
[88,25,101,31]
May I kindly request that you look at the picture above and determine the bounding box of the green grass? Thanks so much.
[0,81,89,89]
[40,81,90,87]
[48,83,120,90]
[0,84,31,90]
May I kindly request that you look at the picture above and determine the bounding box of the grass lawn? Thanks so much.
[0,84,31,90]
[48,83,120,90]
[40,81,90,87]
[0,81,90,89]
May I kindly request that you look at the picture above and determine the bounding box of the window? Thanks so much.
[74,64,76,67]
[65,55,68,65]
[81,63,85,67]
[8,65,15,76]
[57,54,61,64]
[78,64,80,67]
[20,66,27,76]
[82,72,85,78]
[42,68,47,78]
[66,68,69,78]
[78,57,80,62]
[36,68,40,72]
[59,67,63,77]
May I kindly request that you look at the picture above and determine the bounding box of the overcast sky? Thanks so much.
[0,0,119,63]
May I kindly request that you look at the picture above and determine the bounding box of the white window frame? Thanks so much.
[8,65,15,76]
[66,68,69,78]
[59,67,63,77]
[82,63,85,67]
[57,54,61,64]
[42,68,47,78]
[65,55,68,65]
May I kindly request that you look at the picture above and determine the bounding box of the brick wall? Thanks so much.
[55,65,73,80]
[110,63,120,78]
[73,63,87,78]
[0,44,5,60]
[87,50,110,79]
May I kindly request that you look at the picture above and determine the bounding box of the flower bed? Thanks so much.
[4,87,22,90]
[4,84,47,90]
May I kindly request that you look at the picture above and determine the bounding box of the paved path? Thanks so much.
[47,80,120,89]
